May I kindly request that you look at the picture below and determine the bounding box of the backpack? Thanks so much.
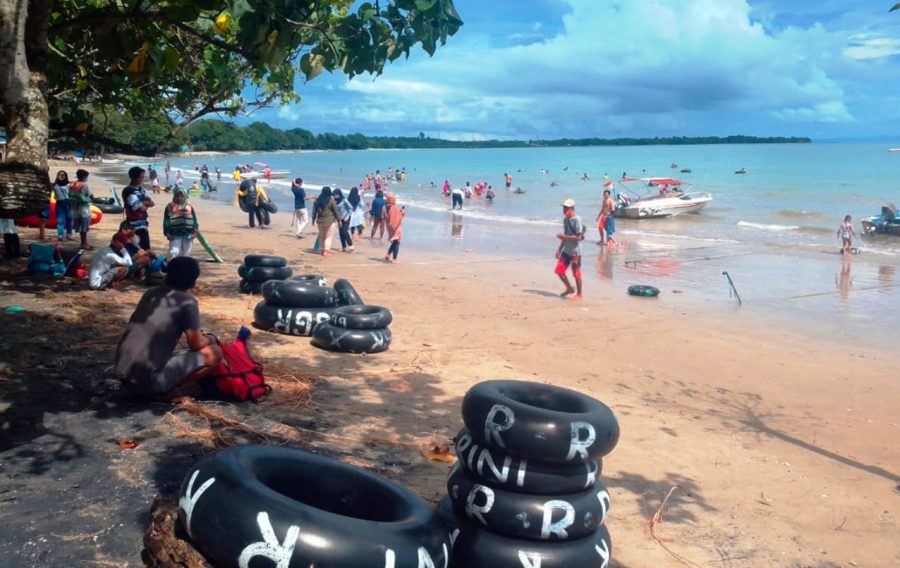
[27,242,67,277]
[202,333,270,402]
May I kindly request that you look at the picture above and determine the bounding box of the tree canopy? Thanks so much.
[0,0,462,215]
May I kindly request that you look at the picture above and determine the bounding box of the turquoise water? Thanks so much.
[163,143,900,256]
[152,143,899,349]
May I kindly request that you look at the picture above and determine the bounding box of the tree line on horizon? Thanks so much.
[50,116,811,155]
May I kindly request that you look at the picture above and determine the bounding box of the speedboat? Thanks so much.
[240,169,290,180]
[861,203,900,236]
[615,176,712,219]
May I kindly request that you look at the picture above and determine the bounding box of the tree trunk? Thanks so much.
[0,0,52,217]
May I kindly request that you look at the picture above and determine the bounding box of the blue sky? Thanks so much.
[248,0,900,141]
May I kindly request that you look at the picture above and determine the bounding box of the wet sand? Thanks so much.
[0,161,897,566]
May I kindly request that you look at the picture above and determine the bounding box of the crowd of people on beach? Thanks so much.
[287,173,405,263]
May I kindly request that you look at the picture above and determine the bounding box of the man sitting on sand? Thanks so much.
[556,198,585,300]
[88,236,132,290]
[114,257,223,397]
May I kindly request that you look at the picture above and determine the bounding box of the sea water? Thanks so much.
[154,143,900,349]
[163,143,900,253]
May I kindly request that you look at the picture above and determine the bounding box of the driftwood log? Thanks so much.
[143,494,211,568]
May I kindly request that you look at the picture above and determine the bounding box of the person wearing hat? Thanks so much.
[122,166,155,251]
[556,198,585,300]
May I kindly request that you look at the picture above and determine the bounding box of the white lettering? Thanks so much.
[294,310,313,335]
[595,539,610,568]
[567,421,596,461]
[484,404,515,449]
[273,309,290,334]
[417,546,436,568]
[516,458,528,487]
[540,500,575,539]
[465,484,495,525]
[456,432,473,455]
[178,470,215,538]
[470,443,483,473]
[596,489,611,524]
[518,550,542,568]
[476,448,512,483]
[238,512,299,568]
[584,461,599,488]
[385,549,395,568]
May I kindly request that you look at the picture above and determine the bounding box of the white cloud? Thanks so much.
[844,36,900,60]
[770,101,854,123]
[277,106,300,121]
[284,0,899,137]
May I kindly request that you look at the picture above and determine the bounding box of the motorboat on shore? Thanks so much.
[615,176,712,219]
[240,169,290,180]
[861,203,900,236]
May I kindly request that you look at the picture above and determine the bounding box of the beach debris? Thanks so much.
[117,439,140,449]
[722,271,742,305]
[649,485,703,567]
[421,445,456,463]
[143,494,208,567]
[3,306,24,313]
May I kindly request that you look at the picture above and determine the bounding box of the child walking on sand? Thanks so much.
[837,215,856,255]
[384,193,405,263]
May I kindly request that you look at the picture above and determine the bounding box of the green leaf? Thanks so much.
[300,52,326,80]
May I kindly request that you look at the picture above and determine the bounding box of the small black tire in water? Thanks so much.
[239,279,264,295]
[290,274,327,287]
[178,445,453,568]
[311,322,391,354]
[627,284,660,297]
[333,278,364,306]
[444,498,612,568]
[253,300,334,336]
[446,463,610,542]
[330,305,393,330]
[454,427,601,495]
[238,264,293,282]
[243,254,287,268]
[461,379,620,463]
[262,280,339,308]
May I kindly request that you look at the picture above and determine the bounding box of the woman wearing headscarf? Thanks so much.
[383,193,406,263]
[334,188,354,252]
[347,187,366,238]
[312,186,340,256]
[51,170,74,241]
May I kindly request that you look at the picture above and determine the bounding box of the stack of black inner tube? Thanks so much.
[311,304,393,354]
[439,379,619,568]
[239,254,292,294]
[254,277,363,337]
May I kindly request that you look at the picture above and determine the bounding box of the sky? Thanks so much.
[247,0,900,141]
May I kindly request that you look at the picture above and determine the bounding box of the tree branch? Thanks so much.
[49,10,255,58]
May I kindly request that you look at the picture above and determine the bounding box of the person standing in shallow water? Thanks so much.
[555,198,585,300]
[837,214,856,255]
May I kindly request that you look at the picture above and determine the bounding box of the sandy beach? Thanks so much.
[0,160,897,567]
